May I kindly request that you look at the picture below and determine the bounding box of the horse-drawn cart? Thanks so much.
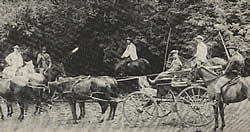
[122,65,223,127]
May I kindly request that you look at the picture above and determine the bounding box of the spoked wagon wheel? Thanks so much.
[176,86,214,127]
[123,91,158,127]
[155,89,175,118]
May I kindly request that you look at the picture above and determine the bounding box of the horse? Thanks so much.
[51,75,119,124]
[114,57,151,94]
[1,61,66,120]
[197,66,250,132]
[0,75,46,120]
[115,57,151,76]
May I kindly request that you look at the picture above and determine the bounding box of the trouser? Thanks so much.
[38,68,45,74]
[153,71,172,81]
[124,57,132,65]
[3,66,18,78]
[38,68,49,75]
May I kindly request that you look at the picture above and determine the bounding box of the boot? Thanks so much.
[147,78,155,85]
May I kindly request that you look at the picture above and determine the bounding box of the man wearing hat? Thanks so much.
[214,45,245,104]
[121,36,138,64]
[148,50,183,84]
[193,35,208,66]
[37,46,52,74]
[3,45,24,78]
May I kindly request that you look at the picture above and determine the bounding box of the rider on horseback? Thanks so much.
[3,45,24,78]
[121,36,138,65]
[214,45,245,103]
[37,46,52,75]
[148,50,183,84]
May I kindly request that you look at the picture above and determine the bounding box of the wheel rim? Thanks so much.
[156,90,175,118]
[176,86,214,127]
[123,91,158,127]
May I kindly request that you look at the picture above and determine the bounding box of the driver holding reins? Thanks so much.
[214,45,245,103]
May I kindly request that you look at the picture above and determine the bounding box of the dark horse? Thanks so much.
[115,57,151,76]
[58,75,119,124]
[114,57,151,94]
[2,63,66,120]
[197,66,250,132]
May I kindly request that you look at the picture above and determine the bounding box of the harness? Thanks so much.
[203,74,241,93]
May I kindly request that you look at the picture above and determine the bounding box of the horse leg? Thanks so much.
[69,99,77,124]
[7,102,13,117]
[108,102,118,120]
[18,101,25,121]
[107,102,113,120]
[98,101,108,123]
[34,102,42,115]
[10,104,13,117]
[33,104,39,115]
[0,105,4,120]
[213,104,219,132]
[219,102,225,130]
[78,102,85,120]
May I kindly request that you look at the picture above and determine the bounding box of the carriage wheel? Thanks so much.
[123,91,158,127]
[176,86,214,127]
[155,89,175,118]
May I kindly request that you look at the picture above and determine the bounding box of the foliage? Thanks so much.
[0,0,249,76]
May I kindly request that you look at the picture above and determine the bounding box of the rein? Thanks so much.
[202,76,219,84]
[199,67,224,84]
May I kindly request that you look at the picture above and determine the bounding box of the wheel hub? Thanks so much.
[137,107,143,113]
[192,104,200,111]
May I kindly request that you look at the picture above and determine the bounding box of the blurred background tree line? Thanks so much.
[0,0,249,76]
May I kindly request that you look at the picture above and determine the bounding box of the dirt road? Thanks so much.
[0,99,250,132]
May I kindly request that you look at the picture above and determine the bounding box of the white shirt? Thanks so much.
[121,43,138,61]
[195,41,208,62]
[5,51,23,68]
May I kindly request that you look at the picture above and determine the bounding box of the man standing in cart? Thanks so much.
[148,50,183,84]
[193,35,208,67]
[214,45,245,104]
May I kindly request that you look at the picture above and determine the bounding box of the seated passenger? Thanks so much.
[148,50,183,84]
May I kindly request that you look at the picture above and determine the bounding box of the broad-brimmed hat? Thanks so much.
[226,45,238,50]
[195,35,205,41]
[125,36,132,40]
[170,50,179,54]
[42,46,46,50]
[13,45,20,49]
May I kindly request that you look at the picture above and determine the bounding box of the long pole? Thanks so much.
[219,32,230,60]
[163,27,172,72]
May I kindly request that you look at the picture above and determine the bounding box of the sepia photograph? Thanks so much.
[0,0,249,132]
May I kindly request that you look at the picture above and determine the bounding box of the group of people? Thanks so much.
[120,35,245,104]
[2,34,246,104]
[2,45,52,79]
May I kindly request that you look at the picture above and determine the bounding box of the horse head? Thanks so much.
[17,60,36,76]
[45,63,66,82]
